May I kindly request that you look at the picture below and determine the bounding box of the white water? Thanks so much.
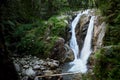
[80,16,95,64]
[69,12,81,60]
[70,10,89,60]
[69,11,95,73]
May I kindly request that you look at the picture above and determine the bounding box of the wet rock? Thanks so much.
[64,44,74,62]
[75,13,91,51]
[79,14,90,28]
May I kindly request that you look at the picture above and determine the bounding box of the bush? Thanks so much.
[48,16,67,38]
[14,16,67,58]
[94,45,120,80]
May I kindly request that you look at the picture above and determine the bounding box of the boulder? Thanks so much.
[64,44,74,62]
[14,63,21,72]
[50,37,66,62]
[33,65,40,70]
[47,61,59,69]
[25,67,35,77]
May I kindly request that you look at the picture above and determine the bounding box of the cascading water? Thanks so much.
[69,11,95,73]
[70,12,82,60]
[80,16,95,65]
[70,10,89,60]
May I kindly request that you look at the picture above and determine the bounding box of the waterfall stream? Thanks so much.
[69,11,95,73]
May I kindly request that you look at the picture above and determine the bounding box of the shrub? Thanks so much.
[94,45,120,80]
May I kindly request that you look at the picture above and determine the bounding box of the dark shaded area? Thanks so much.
[0,26,19,80]
[0,1,19,80]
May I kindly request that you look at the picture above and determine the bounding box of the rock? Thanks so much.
[75,13,91,51]
[79,14,90,28]
[33,65,40,70]
[50,37,66,62]
[39,60,44,64]
[96,22,106,50]
[72,73,82,80]
[93,16,106,52]
[47,61,59,69]
[23,65,29,69]
[64,44,74,62]
[43,70,53,80]
[25,67,35,77]
[40,66,46,70]
[14,63,21,72]
[65,49,74,62]
[34,61,41,65]
[43,70,53,75]
[22,69,26,76]
[22,76,29,80]
[13,55,61,80]
[20,59,27,65]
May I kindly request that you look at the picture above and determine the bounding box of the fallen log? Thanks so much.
[36,71,81,78]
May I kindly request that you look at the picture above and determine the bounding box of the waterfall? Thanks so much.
[70,10,89,60]
[80,16,95,64]
[69,11,95,73]
[70,12,82,60]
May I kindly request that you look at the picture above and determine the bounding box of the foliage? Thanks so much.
[11,15,67,58]
[94,45,120,80]
[48,16,67,37]
[104,25,120,45]
[91,0,120,80]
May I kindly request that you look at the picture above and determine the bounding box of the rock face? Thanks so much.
[93,16,106,52]
[64,44,74,62]
[50,37,74,63]
[50,37,66,62]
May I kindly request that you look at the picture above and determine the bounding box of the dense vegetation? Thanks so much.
[92,0,120,80]
[0,0,95,58]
